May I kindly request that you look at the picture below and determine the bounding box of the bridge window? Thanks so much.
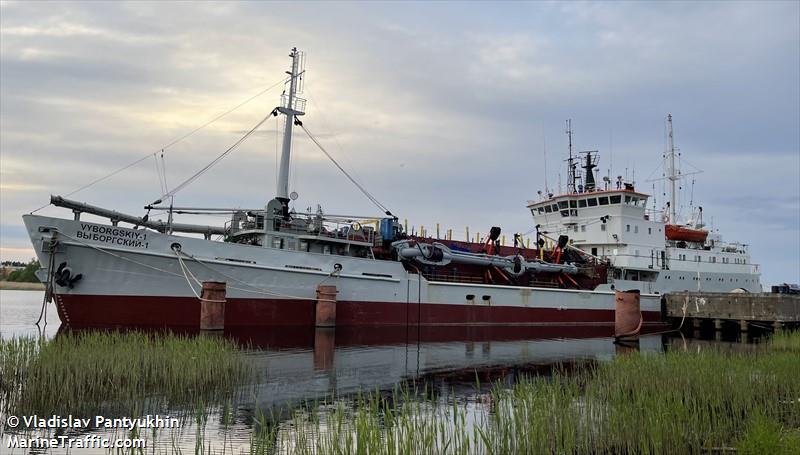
[598,197,609,205]
[558,201,568,209]
[545,205,552,213]
[570,200,577,208]
[587,198,598,207]
[578,199,587,208]
[610,195,621,204]
[538,207,544,214]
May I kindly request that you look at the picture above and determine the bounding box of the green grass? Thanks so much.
[258,330,800,455]
[0,331,254,417]
[2,330,798,454]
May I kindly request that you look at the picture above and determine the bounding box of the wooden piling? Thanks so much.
[315,284,338,327]
[615,289,642,340]
[200,281,226,330]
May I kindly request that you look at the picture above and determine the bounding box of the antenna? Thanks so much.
[609,128,613,185]
[542,125,549,195]
[565,119,577,193]
[666,113,678,224]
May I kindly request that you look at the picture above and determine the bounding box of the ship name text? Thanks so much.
[76,224,149,248]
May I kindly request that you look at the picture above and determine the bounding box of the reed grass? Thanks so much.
[260,330,800,455]
[0,331,254,417]
[2,331,797,454]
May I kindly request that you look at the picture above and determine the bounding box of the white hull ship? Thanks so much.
[22,49,756,329]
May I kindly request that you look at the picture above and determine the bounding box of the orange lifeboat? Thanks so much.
[665,224,708,242]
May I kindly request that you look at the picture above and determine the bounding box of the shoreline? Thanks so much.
[0,281,45,291]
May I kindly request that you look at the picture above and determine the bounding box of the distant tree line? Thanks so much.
[2,259,41,283]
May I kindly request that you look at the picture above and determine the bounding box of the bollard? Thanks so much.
[315,284,338,327]
[200,281,226,330]
[614,289,642,340]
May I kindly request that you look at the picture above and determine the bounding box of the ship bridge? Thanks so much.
[527,187,668,274]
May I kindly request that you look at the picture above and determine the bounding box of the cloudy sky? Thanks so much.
[1,1,798,285]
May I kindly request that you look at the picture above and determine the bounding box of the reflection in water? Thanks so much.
[0,290,706,453]
[206,325,665,412]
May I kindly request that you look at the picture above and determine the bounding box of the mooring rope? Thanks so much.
[35,242,57,327]
[58,232,184,277]
[55,230,337,301]
[179,248,341,300]
[171,246,225,303]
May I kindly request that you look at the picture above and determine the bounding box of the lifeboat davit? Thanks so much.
[665,224,708,242]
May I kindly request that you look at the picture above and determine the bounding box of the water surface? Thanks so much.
[0,290,758,454]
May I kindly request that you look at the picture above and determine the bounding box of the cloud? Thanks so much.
[1,1,797,283]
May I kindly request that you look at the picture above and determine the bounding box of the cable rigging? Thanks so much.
[30,76,289,213]
[150,109,277,205]
[296,120,394,218]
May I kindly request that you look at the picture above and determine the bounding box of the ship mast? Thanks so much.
[276,48,305,206]
[566,119,577,194]
[666,113,678,223]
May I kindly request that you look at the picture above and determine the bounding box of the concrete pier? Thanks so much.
[664,292,799,333]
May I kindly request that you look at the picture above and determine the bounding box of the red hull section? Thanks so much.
[55,294,663,328]
[665,224,708,242]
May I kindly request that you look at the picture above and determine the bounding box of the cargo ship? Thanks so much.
[22,48,755,328]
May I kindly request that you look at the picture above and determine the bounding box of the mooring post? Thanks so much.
[713,319,723,331]
[739,320,749,332]
[614,289,641,341]
[315,284,338,327]
[200,281,226,330]
[773,320,783,330]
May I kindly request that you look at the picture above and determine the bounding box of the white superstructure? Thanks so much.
[527,118,761,294]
